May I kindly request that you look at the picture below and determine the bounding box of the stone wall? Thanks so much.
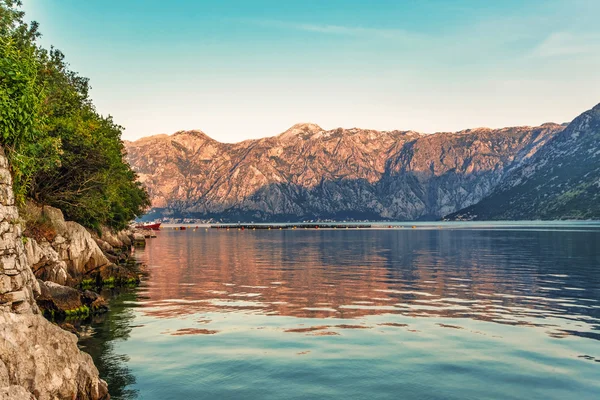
[0,147,39,314]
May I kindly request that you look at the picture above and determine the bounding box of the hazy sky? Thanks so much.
[23,0,600,142]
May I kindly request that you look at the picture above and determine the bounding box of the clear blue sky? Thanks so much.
[22,0,600,142]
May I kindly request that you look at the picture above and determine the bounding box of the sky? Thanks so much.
[22,0,600,143]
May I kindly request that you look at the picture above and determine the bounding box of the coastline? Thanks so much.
[0,147,152,399]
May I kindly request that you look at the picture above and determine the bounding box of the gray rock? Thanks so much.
[0,312,109,400]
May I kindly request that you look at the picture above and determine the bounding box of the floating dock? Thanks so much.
[210,224,372,230]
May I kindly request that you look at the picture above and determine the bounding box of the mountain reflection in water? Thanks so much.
[81,225,600,400]
[138,229,599,338]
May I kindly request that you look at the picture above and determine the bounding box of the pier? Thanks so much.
[210,223,372,230]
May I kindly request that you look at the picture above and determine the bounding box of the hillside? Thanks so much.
[446,104,600,220]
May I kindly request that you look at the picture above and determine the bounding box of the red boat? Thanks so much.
[136,222,161,231]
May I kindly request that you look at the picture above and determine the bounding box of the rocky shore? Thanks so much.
[0,147,151,399]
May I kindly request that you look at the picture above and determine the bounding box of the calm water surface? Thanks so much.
[80,223,600,399]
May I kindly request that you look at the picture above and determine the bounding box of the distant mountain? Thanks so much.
[446,104,600,221]
[125,120,564,222]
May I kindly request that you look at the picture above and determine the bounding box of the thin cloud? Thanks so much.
[533,32,600,57]
[248,19,423,40]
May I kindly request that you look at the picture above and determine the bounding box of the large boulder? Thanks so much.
[24,238,69,286]
[0,312,109,400]
[37,280,82,312]
[41,206,110,280]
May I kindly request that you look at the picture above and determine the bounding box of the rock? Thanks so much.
[0,312,109,400]
[0,385,36,399]
[132,232,145,246]
[81,290,108,312]
[35,281,108,316]
[59,222,110,277]
[37,281,83,312]
[116,231,131,247]
[24,238,69,286]
[37,208,110,280]
[0,146,109,399]
[99,226,124,249]
[26,213,139,287]
[41,206,68,235]
[89,264,139,286]
[95,238,114,254]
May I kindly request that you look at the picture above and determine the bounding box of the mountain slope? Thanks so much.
[446,104,600,220]
[125,121,563,221]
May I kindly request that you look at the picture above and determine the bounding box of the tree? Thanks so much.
[0,0,149,230]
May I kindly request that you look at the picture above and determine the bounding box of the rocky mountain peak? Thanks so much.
[278,123,323,141]
[172,129,215,141]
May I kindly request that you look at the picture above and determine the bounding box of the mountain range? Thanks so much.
[446,104,600,220]
[124,103,600,222]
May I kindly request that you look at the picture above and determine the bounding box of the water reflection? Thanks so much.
[136,229,600,340]
[79,291,139,400]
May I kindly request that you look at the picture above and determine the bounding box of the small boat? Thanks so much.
[136,222,161,231]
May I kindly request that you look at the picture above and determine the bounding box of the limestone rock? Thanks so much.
[37,281,83,312]
[0,312,109,400]
[25,238,69,286]
[116,231,132,247]
[99,226,124,249]
[39,207,110,280]
[0,385,36,399]
[89,263,139,286]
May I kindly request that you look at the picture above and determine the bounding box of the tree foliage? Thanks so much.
[0,0,149,230]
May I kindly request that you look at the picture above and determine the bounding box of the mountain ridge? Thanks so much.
[125,118,569,221]
[127,121,569,146]
[446,103,600,220]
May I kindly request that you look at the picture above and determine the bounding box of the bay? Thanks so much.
[80,222,600,399]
